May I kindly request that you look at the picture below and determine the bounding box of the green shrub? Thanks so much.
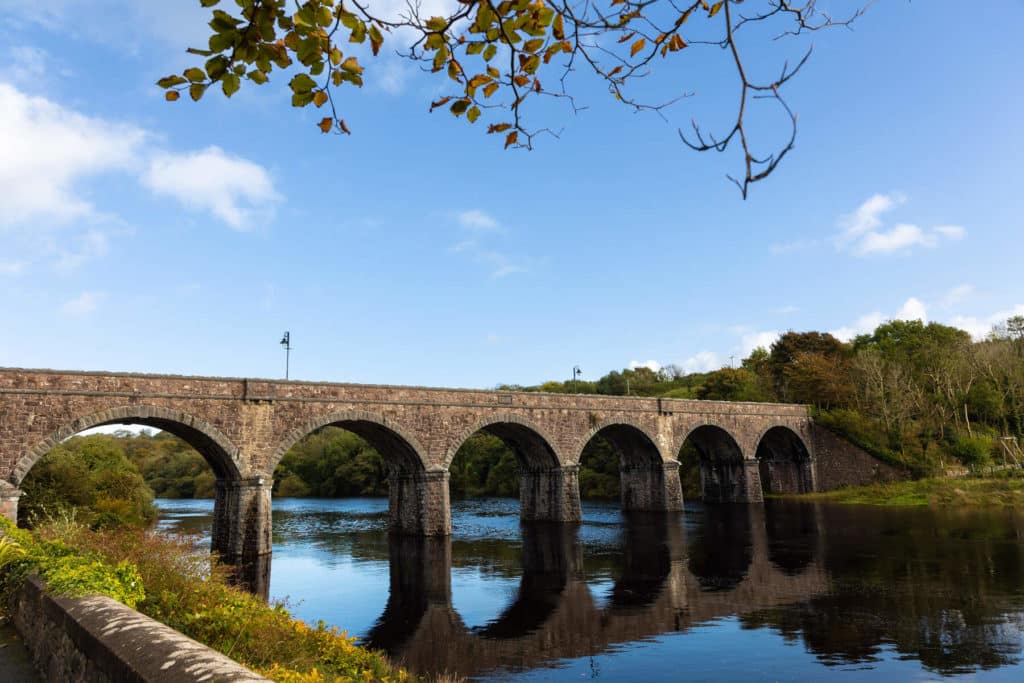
[950,435,996,467]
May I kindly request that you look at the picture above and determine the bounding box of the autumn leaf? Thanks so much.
[630,38,646,57]
[318,117,333,133]
[504,131,518,148]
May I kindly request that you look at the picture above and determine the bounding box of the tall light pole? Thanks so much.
[572,365,582,393]
[280,331,291,380]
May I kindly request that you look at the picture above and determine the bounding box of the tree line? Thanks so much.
[18,315,1024,526]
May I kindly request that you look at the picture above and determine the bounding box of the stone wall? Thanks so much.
[812,425,910,490]
[10,576,266,682]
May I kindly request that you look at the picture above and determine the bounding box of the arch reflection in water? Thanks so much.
[365,508,827,679]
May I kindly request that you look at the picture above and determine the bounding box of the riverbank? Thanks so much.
[0,519,436,683]
[779,474,1024,506]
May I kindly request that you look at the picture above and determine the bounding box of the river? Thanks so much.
[156,498,1024,681]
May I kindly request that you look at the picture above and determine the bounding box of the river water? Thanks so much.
[156,498,1024,682]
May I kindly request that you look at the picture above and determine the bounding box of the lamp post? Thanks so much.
[572,365,582,393]
[280,331,291,380]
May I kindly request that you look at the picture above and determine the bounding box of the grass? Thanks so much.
[1,517,461,682]
[779,473,1024,507]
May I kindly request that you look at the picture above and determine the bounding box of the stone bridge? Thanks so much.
[0,367,881,586]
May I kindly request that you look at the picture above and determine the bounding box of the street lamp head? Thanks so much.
[280,331,290,347]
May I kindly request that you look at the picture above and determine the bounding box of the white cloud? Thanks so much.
[739,330,779,356]
[681,351,722,373]
[857,223,933,254]
[835,193,966,256]
[775,305,799,315]
[837,193,903,245]
[0,82,145,228]
[896,297,927,322]
[950,304,1024,340]
[143,146,281,230]
[831,311,885,343]
[943,284,974,307]
[61,291,102,316]
[456,209,500,232]
[629,359,661,372]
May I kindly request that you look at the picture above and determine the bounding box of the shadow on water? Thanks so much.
[156,498,1024,681]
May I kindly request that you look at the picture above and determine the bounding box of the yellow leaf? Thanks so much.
[313,90,329,107]
[483,82,499,98]
[165,90,180,101]
[341,57,363,74]
[630,38,645,57]
[318,117,333,133]
[709,1,723,17]
[339,119,351,134]
[504,131,518,148]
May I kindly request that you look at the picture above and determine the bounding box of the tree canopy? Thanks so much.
[159,0,869,197]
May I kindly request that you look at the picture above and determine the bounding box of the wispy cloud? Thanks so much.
[449,211,526,279]
[53,229,109,271]
[835,193,966,256]
[61,291,102,316]
[0,261,26,275]
[942,284,974,307]
[455,209,501,232]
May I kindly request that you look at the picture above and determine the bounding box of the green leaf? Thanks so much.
[184,67,206,83]
[189,83,207,101]
[467,106,481,123]
[289,73,316,93]
[450,98,470,116]
[200,0,220,7]
[483,44,497,61]
[221,73,240,97]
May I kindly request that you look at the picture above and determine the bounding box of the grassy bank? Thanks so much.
[0,518,437,682]
[779,474,1024,507]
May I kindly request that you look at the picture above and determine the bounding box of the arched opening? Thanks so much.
[271,412,437,535]
[756,426,813,495]
[678,425,749,503]
[15,407,239,531]
[447,418,579,523]
[578,423,680,511]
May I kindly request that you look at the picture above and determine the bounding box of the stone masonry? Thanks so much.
[0,366,880,591]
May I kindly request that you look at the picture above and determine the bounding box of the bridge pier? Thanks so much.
[620,461,684,512]
[520,465,582,523]
[390,470,451,536]
[0,483,22,523]
[212,477,272,597]
[743,459,765,503]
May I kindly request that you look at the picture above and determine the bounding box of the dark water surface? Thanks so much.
[157,498,1024,681]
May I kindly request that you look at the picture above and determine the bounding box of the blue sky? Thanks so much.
[1,1,1021,389]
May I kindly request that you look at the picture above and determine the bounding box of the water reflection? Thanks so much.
[156,499,1024,681]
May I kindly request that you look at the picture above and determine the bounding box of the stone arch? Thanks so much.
[755,425,813,495]
[12,404,243,486]
[677,423,749,503]
[442,413,564,471]
[444,413,579,523]
[577,419,682,511]
[269,409,429,476]
[575,418,665,466]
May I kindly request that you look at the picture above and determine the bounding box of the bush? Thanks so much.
[950,435,996,468]
[20,521,414,682]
